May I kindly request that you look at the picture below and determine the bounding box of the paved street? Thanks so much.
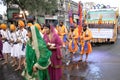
[62,36,120,80]
[1,35,120,80]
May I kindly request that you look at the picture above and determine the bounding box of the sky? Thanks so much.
[73,0,120,8]
[0,0,6,15]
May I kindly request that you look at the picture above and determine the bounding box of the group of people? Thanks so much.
[56,21,92,63]
[0,20,92,80]
[0,20,27,71]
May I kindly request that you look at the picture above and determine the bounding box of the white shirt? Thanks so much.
[2,29,11,41]
[17,28,27,43]
[10,31,17,42]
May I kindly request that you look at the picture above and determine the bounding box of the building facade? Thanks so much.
[45,0,78,26]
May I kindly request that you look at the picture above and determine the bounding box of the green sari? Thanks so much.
[22,26,51,80]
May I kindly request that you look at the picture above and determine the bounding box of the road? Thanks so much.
[1,35,120,80]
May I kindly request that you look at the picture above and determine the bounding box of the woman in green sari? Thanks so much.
[22,26,51,80]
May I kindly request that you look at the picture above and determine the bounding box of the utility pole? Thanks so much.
[17,0,27,24]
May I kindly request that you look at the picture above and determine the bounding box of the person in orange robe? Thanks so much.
[79,24,92,62]
[56,22,68,47]
[68,26,78,61]
[73,22,79,42]
[70,22,79,53]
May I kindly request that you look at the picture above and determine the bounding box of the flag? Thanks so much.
[78,1,83,35]
[68,2,73,26]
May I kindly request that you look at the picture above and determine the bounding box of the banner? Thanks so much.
[90,28,114,38]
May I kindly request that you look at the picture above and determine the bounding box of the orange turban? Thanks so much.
[27,23,33,27]
[18,20,25,27]
[0,23,7,30]
[10,24,16,31]
[0,25,1,29]
[34,23,41,30]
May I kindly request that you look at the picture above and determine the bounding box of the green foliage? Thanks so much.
[2,0,57,15]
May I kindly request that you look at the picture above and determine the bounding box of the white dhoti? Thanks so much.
[17,43,25,58]
[11,45,14,57]
[11,44,20,57]
[3,42,11,54]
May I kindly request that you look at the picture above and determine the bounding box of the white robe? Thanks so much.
[17,28,27,58]
[2,29,11,54]
[10,31,19,57]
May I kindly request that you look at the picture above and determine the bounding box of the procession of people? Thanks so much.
[0,20,92,80]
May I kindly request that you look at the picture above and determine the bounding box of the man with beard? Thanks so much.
[79,24,92,62]
[56,22,68,47]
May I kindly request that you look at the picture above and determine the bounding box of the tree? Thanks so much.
[2,0,57,23]
[2,0,57,16]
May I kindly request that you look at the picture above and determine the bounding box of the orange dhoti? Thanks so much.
[80,41,92,54]
[68,40,78,53]
[79,29,93,54]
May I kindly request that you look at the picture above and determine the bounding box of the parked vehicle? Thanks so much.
[86,8,119,43]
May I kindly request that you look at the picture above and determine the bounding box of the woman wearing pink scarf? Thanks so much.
[43,24,63,80]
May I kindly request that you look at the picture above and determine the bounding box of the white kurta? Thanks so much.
[17,28,27,58]
[2,29,11,54]
[10,31,19,57]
